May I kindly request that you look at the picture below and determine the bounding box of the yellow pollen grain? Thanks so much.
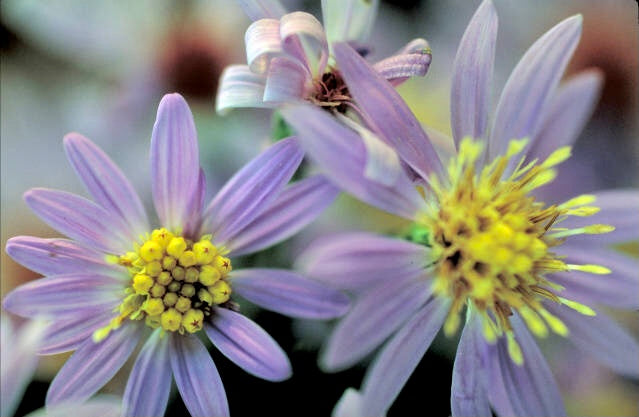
[175,296,192,313]
[150,283,166,298]
[146,261,162,277]
[151,228,174,248]
[162,256,177,270]
[179,251,197,267]
[209,280,231,304]
[163,292,178,307]
[172,266,185,281]
[182,309,204,333]
[194,240,216,264]
[166,237,187,258]
[161,308,182,332]
[133,274,153,294]
[144,298,165,316]
[156,271,172,286]
[184,267,199,283]
[181,284,196,298]
[140,241,163,262]
[199,265,221,286]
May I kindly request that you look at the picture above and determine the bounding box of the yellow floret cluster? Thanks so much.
[95,228,232,340]
[418,138,609,364]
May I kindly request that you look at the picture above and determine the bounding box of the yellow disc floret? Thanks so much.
[419,138,613,364]
[94,229,233,340]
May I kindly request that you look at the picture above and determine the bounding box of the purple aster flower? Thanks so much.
[283,1,639,415]
[216,0,432,115]
[2,93,348,417]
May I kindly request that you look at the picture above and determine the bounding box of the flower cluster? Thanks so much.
[2,0,637,416]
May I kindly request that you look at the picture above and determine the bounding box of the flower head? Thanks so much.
[3,93,348,416]
[216,0,432,115]
[284,1,639,415]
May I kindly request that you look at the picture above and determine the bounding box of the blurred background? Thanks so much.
[1,0,637,416]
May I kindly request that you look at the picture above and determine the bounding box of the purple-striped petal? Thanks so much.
[6,236,123,278]
[527,70,603,161]
[321,277,432,371]
[227,175,339,256]
[373,38,432,86]
[559,189,639,244]
[170,334,229,417]
[450,0,497,147]
[237,0,286,21]
[206,308,292,381]
[297,232,428,291]
[46,323,141,406]
[24,188,131,254]
[216,65,269,114]
[231,268,350,319]
[281,104,426,220]
[123,329,172,417]
[2,273,122,318]
[280,12,328,76]
[545,302,639,377]
[487,315,565,417]
[39,311,114,355]
[489,15,582,159]
[361,297,450,416]
[322,0,379,45]
[201,137,303,245]
[450,311,491,417]
[333,42,444,181]
[63,133,149,239]
[263,57,310,103]
[150,93,200,232]
[182,168,207,238]
[246,18,282,74]
[551,244,639,309]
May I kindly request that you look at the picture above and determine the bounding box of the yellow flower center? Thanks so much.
[94,228,232,341]
[418,138,612,364]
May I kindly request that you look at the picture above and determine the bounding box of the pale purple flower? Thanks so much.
[216,0,432,114]
[2,93,347,417]
[283,1,639,415]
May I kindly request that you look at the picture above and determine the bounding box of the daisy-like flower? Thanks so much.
[282,1,639,415]
[216,0,432,115]
[2,93,348,416]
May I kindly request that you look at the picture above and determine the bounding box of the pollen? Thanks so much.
[94,229,233,339]
[419,138,613,364]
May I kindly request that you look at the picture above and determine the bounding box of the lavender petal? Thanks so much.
[490,15,582,159]
[333,42,444,181]
[231,268,350,319]
[227,175,339,256]
[46,323,141,406]
[123,329,172,417]
[202,137,303,245]
[544,302,639,377]
[280,12,328,75]
[361,297,450,416]
[63,133,149,239]
[2,273,121,318]
[528,70,603,161]
[552,244,639,309]
[450,0,497,147]
[206,308,292,381]
[216,65,269,114]
[281,104,426,220]
[487,315,565,417]
[24,188,131,254]
[150,93,200,233]
[263,56,309,103]
[321,277,432,371]
[170,333,229,417]
[245,18,282,74]
[450,312,491,417]
[373,39,432,86]
[39,311,114,355]
[296,232,429,291]
[6,236,122,278]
